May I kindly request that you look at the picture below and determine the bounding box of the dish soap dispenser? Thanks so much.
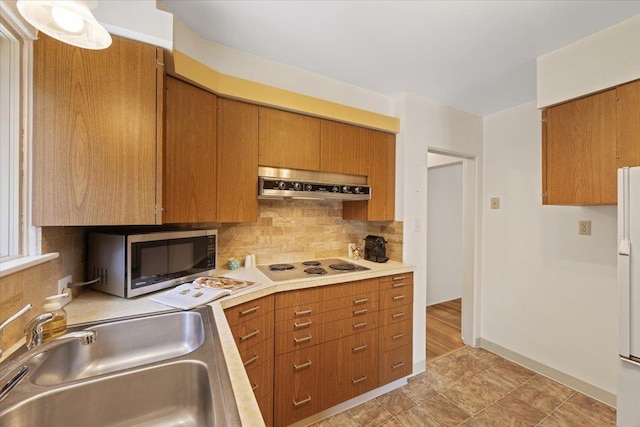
[42,293,68,340]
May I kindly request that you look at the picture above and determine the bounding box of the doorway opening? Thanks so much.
[426,150,476,360]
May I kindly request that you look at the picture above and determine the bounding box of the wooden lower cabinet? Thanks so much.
[229,273,413,426]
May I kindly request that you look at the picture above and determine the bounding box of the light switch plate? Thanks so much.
[490,198,500,209]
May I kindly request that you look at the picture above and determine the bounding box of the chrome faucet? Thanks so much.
[24,312,55,350]
[0,304,32,359]
[0,330,97,400]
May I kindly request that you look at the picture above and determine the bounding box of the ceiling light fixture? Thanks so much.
[17,0,112,50]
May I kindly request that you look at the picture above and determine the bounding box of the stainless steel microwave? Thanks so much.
[87,229,217,298]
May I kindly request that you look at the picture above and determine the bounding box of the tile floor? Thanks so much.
[312,346,616,426]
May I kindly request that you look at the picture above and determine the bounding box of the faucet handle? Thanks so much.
[24,313,54,350]
[0,304,32,359]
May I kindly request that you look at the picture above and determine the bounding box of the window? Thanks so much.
[0,22,20,261]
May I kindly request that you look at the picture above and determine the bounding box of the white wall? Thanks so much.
[427,163,464,305]
[537,14,640,108]
[482,100,618,395]
[397,92,483,367]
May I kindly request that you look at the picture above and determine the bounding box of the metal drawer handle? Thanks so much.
[392,333,405,340]
[239,305,260,316]
[293,359,313,370]
[293,360,313,370]
[353,298,368,305]
[392,282,405,288]
[239,329,260,342]
[352,375,367,384]
[243,354,260,366]
[392,276,404,281]
[353,309,368,316]
[294,320,313,329]
[353,322,367,329]
[294,309,312,316]
[294,335,313,343]
[391,361,404,369]
[293,395,312,407]
[352,344,367,352]
[252,383,259,392]
[391,312,405,319]
[392,295,406,301]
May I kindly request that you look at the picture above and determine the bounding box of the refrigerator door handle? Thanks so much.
[619,167,631,358]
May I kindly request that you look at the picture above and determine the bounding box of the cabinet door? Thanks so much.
[164,77,217,223]
[258,107,321,171]
[33,34,162,225]
[274,345,321,426]
[320,120,367,175]
[543,89,617,205]
[343,131,396,221]
[617,80,640,168]
[216,99,259,222]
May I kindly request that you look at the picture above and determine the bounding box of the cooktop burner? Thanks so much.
[329,263,357,271]
[257,258,370,282]
[304,267,327,275]
[269,263,295,271]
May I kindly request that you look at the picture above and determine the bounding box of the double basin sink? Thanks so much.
[0,306,241,426]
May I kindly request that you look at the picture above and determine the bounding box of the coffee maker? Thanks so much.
[364,235,389,263]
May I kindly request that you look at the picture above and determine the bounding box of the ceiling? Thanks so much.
[162,1,640,117]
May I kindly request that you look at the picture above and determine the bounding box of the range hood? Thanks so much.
[258,166,371,201]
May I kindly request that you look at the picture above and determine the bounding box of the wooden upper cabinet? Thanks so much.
[344,131,396,221]
[320,120,367,176]
[164,77,217,223]
[33,34,163,225]
[617,79,640,168]
[542,89,617,205]
[258,107,321,171]
[217,99,259,222]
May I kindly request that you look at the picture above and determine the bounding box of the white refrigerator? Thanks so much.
[618,166,640,427]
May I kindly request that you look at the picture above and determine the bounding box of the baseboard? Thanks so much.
[479,338,616,408]
[288,377,409,427]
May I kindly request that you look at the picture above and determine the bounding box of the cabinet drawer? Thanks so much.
[379,344,413,385]
[274,345,321,426]
[380,285,414,310]
[323,311,378,343]
[275,300,324,324]
[225,295,274,327]
[246,357,274,400]
[379,273,414,290]
[239,336,274,371]
[323,297,379,324]
[379,305,413,327]
[379,320,412,353]
[323,278,379,301]
[275,321,324,355]
[257,392,273,427]
[276,287,325,310]
[230,310,274,353]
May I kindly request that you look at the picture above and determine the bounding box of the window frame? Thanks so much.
[0,8,54,277]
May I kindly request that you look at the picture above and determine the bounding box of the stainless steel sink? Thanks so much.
[31,310,204,385]
[0,306,241,426]
[2,361,214,426]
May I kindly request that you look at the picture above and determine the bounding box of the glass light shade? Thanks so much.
[17,0,112,50]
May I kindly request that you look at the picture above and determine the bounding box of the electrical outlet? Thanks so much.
[578,220,591,236]
[57,275,73,306]
[414,218,422,233]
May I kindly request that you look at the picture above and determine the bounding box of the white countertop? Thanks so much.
[17,258,415,426]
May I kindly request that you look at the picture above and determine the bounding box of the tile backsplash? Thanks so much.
[1,227,86,352]
[1,200,403,351]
